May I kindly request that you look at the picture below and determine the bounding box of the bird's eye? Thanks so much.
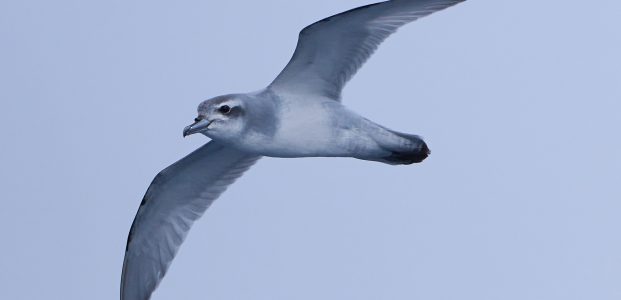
[218,105,231,114]
[194,117,202,122]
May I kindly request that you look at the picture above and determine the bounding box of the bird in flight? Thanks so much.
[121,0,466,299]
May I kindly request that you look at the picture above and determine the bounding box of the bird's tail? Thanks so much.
[377,130,430,165]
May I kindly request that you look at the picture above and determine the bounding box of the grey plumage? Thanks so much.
[121,143,259,300]
[121,1,466,299]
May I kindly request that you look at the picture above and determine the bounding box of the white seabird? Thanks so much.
[121,1,466,299]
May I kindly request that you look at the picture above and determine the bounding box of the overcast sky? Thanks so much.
[1,1,620,299]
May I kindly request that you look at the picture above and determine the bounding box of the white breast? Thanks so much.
[267,99,339,157]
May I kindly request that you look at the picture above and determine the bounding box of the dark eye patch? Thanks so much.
[218,105,231,114]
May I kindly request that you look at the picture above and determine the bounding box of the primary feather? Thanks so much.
[121,142,260,300]
[270,0,465,100]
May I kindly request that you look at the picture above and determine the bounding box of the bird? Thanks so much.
[121,0,466,299]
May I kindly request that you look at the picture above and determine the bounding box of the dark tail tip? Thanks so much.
[385,140,430,165]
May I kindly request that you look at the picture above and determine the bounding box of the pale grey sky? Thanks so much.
[1,1,620,299]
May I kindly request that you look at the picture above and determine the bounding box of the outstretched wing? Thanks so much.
[121,141,261,300]
[269,0,465,100]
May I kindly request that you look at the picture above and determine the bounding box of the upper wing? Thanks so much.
[120,141,261,300]
[269,0,465,100]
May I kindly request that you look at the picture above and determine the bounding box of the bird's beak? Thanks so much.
[183,119,212,137]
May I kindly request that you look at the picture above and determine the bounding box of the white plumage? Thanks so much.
[121,1,465,299]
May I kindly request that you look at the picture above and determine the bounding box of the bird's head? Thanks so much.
[183,95,246,140]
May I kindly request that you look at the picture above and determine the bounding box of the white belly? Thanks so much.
[244,100,384,158]
[268,101,342,157]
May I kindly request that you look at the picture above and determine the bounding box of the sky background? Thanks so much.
[1,0,620,299]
